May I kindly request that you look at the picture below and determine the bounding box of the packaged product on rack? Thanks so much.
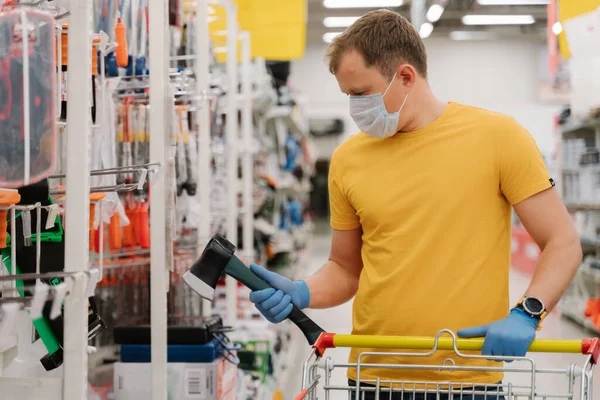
[1,179,107,370]
[0,9,57,188]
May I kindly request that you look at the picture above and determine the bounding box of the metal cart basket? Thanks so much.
[296,329,599,400]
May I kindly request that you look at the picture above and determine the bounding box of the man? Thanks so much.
[248,9,582,400]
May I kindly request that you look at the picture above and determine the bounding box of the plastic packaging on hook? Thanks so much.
[0,9,57,188]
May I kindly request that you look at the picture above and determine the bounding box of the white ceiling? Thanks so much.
[306,0,550,44]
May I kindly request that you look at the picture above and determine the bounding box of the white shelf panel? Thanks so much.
[265,106,308,138]
[581,236,600,249]
[0,377,62,400]
[560,303,600,336]
[559,118,600,137]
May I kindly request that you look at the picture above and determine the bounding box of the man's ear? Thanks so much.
[397,64,417,88]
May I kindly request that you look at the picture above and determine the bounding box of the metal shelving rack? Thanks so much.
[0,0,259,398]
[0,0,170,398]
[557,115,600,335]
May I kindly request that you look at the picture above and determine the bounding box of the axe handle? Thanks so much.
[224,257,326,345]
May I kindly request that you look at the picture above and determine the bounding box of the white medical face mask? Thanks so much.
[349,73,409,138]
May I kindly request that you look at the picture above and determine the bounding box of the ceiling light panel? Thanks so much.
[477,0,549,5]
[323,0,403,8]
[323,16,361,28]
[419,22,434,39]
[462,14,535,25]
[450,30,499,40]
[426,4,444,23]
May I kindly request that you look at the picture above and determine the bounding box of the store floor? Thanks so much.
[285,225,598,399]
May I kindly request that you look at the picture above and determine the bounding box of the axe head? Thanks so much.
[182,234,236,301]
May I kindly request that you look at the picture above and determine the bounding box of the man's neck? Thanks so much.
[401,86,447,132]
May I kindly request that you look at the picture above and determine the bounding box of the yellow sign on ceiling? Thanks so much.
[208,0,306,62]
[558,0,600,58]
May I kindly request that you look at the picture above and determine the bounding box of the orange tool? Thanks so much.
[109,213,122,250]
[133,205,141,246]
[115,17,128,68]
[585,299,600,318]
[59,22,69,121]
[92,35,101,76]
[123,202,135,247]
[137,203,150,249]
[60,22,68,66]
[0,190,21,249]
[89,193,106,252]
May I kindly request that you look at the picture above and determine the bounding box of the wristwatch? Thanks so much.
[515,296,547,322]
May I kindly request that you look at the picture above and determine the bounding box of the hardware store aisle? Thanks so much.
[285,225,598,399]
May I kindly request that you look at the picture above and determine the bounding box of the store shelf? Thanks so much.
[265,106,309,138]
[0,377,62,400]
[559,302,600,336]
[559,117,600,138]
[271,322,306,395]
[581,236,600,249]
[565,203,600,212]
[579,264,600,284]
[0,335,17,354]
[0,336,18,370]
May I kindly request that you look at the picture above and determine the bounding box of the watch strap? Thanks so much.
[515,296,547,330]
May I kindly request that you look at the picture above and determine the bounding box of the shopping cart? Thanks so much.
[295,329,599,400]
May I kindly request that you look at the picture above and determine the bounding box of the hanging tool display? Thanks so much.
[180,104,197,196]
[58,22,102,124]
[91,35,101,124]
[175,105,189,196]
[91,250,202,347]
[59,21,67,121]
[1,180,107,371]
[0,9,57,189]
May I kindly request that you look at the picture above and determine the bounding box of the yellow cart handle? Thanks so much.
[313,332,600,362]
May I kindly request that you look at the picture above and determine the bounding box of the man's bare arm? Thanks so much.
[304,227,363,308]
[514,188,583,311]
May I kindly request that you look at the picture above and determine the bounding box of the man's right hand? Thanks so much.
[249,264,310,323]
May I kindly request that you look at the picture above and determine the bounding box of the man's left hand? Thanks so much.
[457,308,539,361]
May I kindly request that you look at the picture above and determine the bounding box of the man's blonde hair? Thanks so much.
[326,9,427,79]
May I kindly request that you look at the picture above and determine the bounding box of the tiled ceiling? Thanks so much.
[306,0,549,44]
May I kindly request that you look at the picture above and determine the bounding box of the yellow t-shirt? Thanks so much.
[328,102,553,386]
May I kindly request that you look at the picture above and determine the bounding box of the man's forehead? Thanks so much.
[337,49,367,74]
[336,51,378,93]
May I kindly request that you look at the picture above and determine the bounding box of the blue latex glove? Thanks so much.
[248,264,310,324]
[457,308,538,361]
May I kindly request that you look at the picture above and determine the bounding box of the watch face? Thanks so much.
[524,297,544,315]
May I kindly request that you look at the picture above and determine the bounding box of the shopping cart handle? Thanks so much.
[313,332,600,363]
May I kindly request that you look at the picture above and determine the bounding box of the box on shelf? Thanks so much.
[113,357,237,400]
[235,339,272,384]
